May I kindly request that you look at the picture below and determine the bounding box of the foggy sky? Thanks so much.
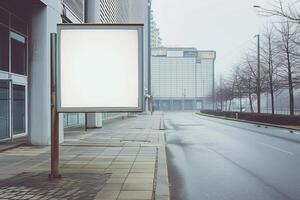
[152,0,275,78]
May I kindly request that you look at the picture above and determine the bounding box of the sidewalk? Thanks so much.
[0,136,27,152]
[0,113,169,200]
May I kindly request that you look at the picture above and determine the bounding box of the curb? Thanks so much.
[159,117,165,130]
[155,145,170,200]
[155,119,170,200]
[197,113,300,132]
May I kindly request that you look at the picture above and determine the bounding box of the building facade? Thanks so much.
[151,47,216,111]
[0,0,150,145]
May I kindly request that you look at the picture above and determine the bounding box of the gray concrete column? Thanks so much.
[85,0,100,22]
[29,1,63,145]
[85,0,103,128]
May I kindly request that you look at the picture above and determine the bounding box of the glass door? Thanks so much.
[12,84,25,135]
[0,80,10,139]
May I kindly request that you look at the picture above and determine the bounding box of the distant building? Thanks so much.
[151,47,216,111]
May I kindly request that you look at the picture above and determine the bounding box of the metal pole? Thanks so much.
[85,113,87,131]
[49,33,61,179]
[147,0,152,96]
[212,61,215,111]
[257,34,261,113]
[9,81,13,144]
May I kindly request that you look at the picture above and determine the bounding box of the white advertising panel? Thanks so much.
[57,24,144,112]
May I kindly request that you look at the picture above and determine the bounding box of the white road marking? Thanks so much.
[260,142,294,156]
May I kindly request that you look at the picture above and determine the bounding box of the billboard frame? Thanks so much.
[56,23,144,113]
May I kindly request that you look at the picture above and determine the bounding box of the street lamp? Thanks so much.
[253,5,262,113]
[254,34,261,113]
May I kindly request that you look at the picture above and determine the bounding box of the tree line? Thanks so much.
[215,0,300,115]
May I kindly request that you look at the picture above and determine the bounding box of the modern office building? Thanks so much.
[0,0,150,145]
[151,47,216,111]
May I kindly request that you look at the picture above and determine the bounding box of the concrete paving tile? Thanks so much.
[71,158,94,162]
[107,178,126,183]
[106,169,130,173]
[110,162,133,165]
[95,190,120,200]
[61,168,106,174]
[101,183,123,191]
[63,164,86,169]
[132,162,155,165]
[135,158,156,161]
[132,164,155,169]
[127,173,154,179]
[117,191,152,200]
[130,168,155,173]
[110,173,129,178]
[122,183,153,191]
[124,178,153,184]
[86,161,110,165]
[94,158,114,162]
[66,161,89,165]
[109,164,132,169]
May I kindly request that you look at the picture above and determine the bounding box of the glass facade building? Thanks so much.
[151,47,216,111]
[0,4,28,140]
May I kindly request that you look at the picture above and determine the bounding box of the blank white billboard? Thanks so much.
[57,24,144,112]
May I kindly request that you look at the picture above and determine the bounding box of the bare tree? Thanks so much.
[275,20,299,115]
[238,63,256,113]
[256,0,300,23]
[241,49,268,113]
[215,75,236,111]
[233,67,246,112]
[261,25,281,114]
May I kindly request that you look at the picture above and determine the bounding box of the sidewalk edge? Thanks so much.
[155,136,170,200]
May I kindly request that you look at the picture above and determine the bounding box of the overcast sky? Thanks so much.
[152,0,275,78]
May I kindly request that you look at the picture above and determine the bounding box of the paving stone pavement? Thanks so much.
[0,172,109,200]
[0,113,169,200]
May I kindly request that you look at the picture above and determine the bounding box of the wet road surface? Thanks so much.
[165,112,300,200]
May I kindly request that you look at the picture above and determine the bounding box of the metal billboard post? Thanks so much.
[49,33,61,179]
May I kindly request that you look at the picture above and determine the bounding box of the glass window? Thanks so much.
[13,84,25,134]
[0,25,9,71]
[0,81,10,139]
[11,31,26,75]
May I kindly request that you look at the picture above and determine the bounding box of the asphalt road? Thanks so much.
[165,112,300,200]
